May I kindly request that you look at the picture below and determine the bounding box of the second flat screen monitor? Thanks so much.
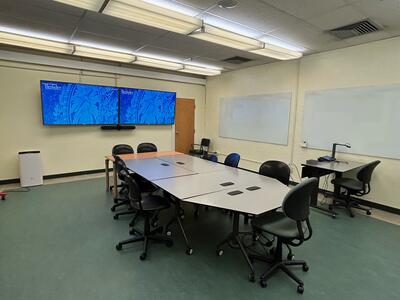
[120,88,176,125]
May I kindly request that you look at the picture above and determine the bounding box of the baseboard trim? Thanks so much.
[0,168,110,185]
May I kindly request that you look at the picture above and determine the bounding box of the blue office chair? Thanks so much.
[224,153,240,168]
[205,154,218,162]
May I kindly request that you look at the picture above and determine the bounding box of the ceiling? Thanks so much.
[1,0,400,73]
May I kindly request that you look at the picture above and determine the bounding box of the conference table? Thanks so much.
[110,151,289,280]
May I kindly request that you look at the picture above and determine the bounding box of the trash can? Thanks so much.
[18,151,43,187]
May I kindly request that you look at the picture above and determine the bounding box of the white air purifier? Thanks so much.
[18,151,43,187]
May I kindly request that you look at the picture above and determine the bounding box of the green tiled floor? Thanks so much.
[0,178,399,300]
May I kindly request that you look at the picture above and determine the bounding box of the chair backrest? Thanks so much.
[200,138,211,148]
[224,153,240,168]
[114,155,129,181]
[282,178,318,222]
[206,154,218,162]
[259,160,290,186]
[137,142,157,153]
[282,178,318,244]
[112,144,134,155]
[357,160,380,185]
[125,176,143,210]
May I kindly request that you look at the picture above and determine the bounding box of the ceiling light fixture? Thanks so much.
[73,45,136,62]
[103,0,202,34]
[250,43,303,60]
[133,56,183,70]
[180,65,221,76]
[218,0,239,9]
[0,31,74,54]
[190,24,263,51]
[53,0,105,12]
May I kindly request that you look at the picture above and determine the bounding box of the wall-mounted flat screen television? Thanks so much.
[119,88,176,125]
[41,80,119,125]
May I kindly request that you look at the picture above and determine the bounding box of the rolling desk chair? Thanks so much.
[224,153,240,168]
[249,178,317,294]
[330,160,380,217]
[189,138,210,157]
[137,142,157,153]
[115,176,173,260]
[205,154,218,162]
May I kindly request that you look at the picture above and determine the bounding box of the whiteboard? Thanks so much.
[303,85,400,159]
[219,93,291,145]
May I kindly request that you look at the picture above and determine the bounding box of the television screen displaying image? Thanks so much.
[41,81,119,125]
[120,88,176,125]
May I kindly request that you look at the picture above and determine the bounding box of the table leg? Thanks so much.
[105,159,110,191]
[113,161,118,198]
[216,212,255,281]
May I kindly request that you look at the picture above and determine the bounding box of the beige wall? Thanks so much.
[205,36,400,209]
[0,61,205,180]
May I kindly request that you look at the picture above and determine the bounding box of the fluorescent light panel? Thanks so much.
[251,43,303,60]
[134,56,183,70]
[103,0,202,34]
[73,45,135,62]
[54,0,104,11]
[190,24,263,51]
[0,31,73,54]
[180,65,221,76]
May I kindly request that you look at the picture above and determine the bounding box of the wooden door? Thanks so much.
[175,98,195,154]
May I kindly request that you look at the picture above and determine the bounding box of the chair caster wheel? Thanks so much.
[166,240,173,248]
[248,273,255,282]
[166,230,172,237]
[111,207,116,212]
[260,279,267,288]
[113,215,118,220]
[116,244,122,251]
[139,253,147,260]
[332,214,337,219]
[186,248,193,255]
[302,264,309,272]
[216,249,224,256]
[287,253,294,260]
[366,211,371,215]
[297,285,304,294]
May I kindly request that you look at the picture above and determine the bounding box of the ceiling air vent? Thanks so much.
[328,19,382,39]
[223,56,252,64]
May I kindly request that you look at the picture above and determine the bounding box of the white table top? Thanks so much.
[302,159,365,173]
[124,157,197,181]
[157,154,231,173]
[184,180,289,215]
[154,168,289,202]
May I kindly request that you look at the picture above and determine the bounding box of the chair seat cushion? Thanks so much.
[252,211,306,239]
[132,195,170,211]
[331,177,363,191]
[189,149,203,155]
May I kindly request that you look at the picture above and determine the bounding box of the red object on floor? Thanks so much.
[0,192,6,200]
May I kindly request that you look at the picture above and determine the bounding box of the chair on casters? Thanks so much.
[115,176,173,260]
[243,160,291,225]
[224,153,240,168]
[330,160,380,217]
[205,154,218,162]
[249,177,318,294]
[189,138,210,157]
[137,142,157,153]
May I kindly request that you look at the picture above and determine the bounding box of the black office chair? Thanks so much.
[112,144,134,155]
[137,142,157,153]
[115,176,173,260]
[224,153,240,168]
[330,160,380,217]
[189,138,210,157]
[249,177,318,294]
[259,160,290,186]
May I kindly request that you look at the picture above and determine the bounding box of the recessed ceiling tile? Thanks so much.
[206,0,300,33]
[174,0,217,10]
[143,0,203,17]
[306,5,366,30]
[260,0,347,19]
[135,45,193,61]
